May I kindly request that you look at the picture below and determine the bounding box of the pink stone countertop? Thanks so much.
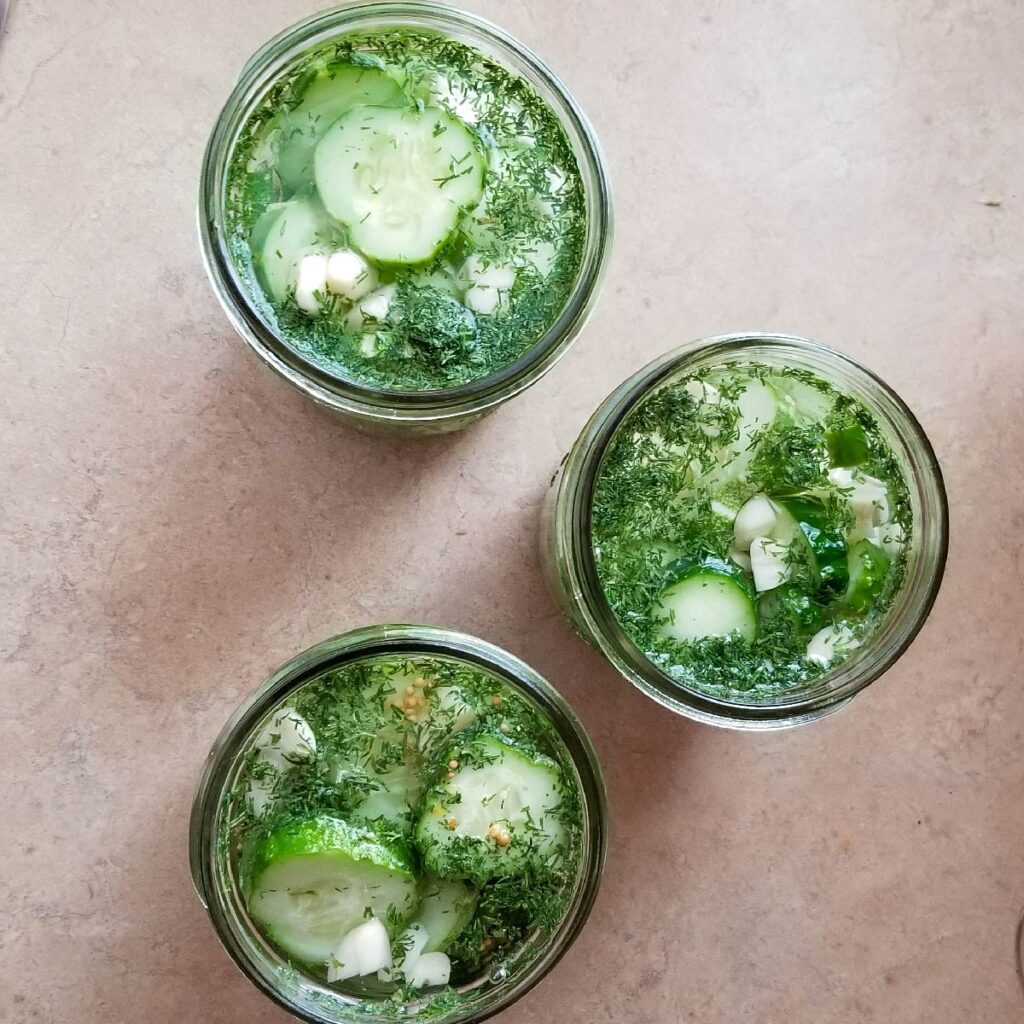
[1,1,1022,1021]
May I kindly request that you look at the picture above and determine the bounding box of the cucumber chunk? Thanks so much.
[758,584,826,635]
[243,816,418,965]
[250,198,328,303]
[774,497,849,595]
[276,64,404,193]
[844,538,891,612]
[827,421,870,467]
[415,732,568,883]
[314,105,484,264]
[412,876,478,953]
[654,559,757,642]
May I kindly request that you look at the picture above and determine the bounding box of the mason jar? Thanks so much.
[190,625,607,1022]
[198,2,612,434]
[543,332,949,730]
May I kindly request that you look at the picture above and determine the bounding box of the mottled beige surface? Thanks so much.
[1,0,1022,1021]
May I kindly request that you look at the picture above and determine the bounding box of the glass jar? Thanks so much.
[189,625,608,1022]
[543,332,949,730]
[198,2,612,434]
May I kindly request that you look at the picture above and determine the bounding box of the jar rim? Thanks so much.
[198,1,613,425]
[552,332,950,729]
[189,624,608,1023]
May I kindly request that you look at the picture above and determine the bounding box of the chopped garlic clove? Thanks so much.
[327,917,392,983]
[711,499,739,521]
[749,536,791,593]
[462,255,517,291]
[461,256,516,315]
[734,495,778,551]
[345,284,396,332]
[406,951,452,988]
[830,468,891,539]
[728,545,753,573]
[682,379,721,406]
[326,249,378,301]
[254,710,316,771]
[806,623,861,667]
[464,285,501,315]
[398,923,430,981]
[246,776,275,817]
[294,253,329,315]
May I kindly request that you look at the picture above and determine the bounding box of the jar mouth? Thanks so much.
[190,625,608,1023]
[557,333,950,729]
[198,1,612,424]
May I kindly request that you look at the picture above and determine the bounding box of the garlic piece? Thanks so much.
[326,249,378,301]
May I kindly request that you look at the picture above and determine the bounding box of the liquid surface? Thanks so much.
[590,362,912,697]
[225,27,587,392]
[221,654,582,1013]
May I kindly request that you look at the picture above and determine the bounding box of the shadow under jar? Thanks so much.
[199,2,611,433]
[190,626,607,1024]
[543,333,949,730]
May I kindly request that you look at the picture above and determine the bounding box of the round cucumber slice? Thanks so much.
[415,732,568,883]
[413,876,478,953]
[314,105,484,264]
[250,198,328,303]
[654,559,757,643]
[276,64,404,193]
[243,816,418,965]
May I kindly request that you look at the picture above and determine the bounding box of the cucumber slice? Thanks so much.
[774,497,849,595]
[412,876,478,953]
[276,64,404,193]
[314,105,485,264]
[415,732,568,883]
[654,559,757,642]
[844,538,891,612]
[250,198,328,303]
[351,757,424,829]
[243,816,418,964]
